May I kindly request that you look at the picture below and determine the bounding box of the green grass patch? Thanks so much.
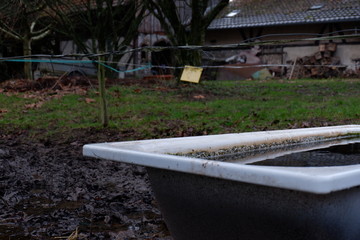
[1,78,360,139]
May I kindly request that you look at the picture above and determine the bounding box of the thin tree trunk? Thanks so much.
[23,37,33,80]
[98,54,108,127]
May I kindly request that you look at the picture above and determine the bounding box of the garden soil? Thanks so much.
[0,129,172,240]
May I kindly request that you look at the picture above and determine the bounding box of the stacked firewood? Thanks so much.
[288,43,347,79]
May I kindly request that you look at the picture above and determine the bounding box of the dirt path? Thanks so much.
[0,130,172,239]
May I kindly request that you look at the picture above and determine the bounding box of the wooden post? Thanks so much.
[289,58,297,80]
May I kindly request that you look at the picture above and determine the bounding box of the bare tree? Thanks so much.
[46,0,145,66]
[46,0,146,127]
[0,0,52,80]
[147,0,229,71]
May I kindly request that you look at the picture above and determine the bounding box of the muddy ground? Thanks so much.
[0,128,172,240]
[0,76,211,240]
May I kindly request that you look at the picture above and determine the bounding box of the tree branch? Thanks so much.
[203,0,229,28]
[0,26,22,41]
[32,28,51,41]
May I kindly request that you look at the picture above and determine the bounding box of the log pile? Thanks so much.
[288,43,347,79]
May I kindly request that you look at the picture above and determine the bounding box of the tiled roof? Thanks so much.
[208,0,360,29]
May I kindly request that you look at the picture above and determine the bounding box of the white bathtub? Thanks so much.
[83,125,360,240]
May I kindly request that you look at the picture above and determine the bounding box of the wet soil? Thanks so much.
[0,129,172,240]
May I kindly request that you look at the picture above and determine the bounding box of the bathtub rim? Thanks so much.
[83,125,360,194]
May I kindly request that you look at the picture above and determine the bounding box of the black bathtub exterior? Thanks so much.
[147,167,360,240]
